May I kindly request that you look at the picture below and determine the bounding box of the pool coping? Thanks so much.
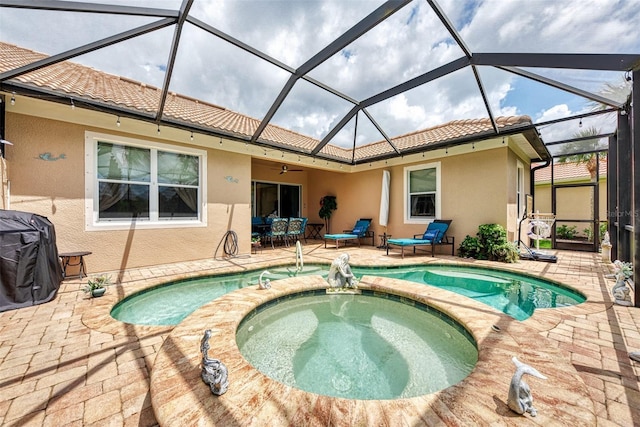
[149,275,597,426]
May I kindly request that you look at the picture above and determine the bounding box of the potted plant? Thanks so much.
[82,275,111,298]
[319,195,337,233]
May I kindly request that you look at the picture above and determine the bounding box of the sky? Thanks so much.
[1,0,639,150]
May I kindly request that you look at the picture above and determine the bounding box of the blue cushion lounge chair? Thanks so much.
[386,220,455,258]
[324,218,373,249]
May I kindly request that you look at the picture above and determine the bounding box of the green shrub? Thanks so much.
[491,242,520,263]
[600,222,608,240]
[458,223,519,263]
[556,224,578,240]
[458,235,482,258]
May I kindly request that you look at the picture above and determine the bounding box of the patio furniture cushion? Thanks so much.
[325,233,358,239]
[386,238,432,246]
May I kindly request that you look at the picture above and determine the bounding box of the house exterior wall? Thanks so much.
[6,113,252,272]
[4,106,532,272]
[305,146,527,247]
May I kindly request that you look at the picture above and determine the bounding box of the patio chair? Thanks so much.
[285,217,305,244]
[324,218,373,249]
[386,220,455,258]
[264,218,289,248]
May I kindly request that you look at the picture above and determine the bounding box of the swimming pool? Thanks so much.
[236,289,478,399]
[110,264,585,325]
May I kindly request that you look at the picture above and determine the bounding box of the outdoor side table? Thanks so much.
[59,251,92,279]
[306,223,324,239]
[378,234,391,249]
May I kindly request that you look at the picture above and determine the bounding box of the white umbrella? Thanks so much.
[379,170,390,228]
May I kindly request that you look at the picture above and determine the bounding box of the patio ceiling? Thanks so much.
[1,0,639,164]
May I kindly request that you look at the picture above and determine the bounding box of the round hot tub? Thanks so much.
[236,289,478,399]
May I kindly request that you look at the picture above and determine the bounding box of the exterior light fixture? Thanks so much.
[219,138,223,145]
[157,125,160,134]
[116,116,121,127]
[190,132,194,141]
[579,118,583,128]
[10,92,16,105]
[70,98,75,109]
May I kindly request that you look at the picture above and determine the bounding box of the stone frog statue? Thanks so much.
[200,329,229,396]
[507,356,547,417]
[327,253,358,289]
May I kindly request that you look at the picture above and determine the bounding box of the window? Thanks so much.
[85,132,206,230]
[404,162,440,223]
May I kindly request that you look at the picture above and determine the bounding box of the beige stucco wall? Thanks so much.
[5,113,252,272]
[5,106,532,272]
[304,146,528,247]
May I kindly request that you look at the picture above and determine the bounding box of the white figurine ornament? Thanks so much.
[507,357,547,417]
[258,270,271,289]
[611,260,633,306]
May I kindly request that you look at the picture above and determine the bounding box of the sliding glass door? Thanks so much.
[252,181,301,218]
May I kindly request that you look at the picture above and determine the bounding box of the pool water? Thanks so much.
[111,264,585,325]
[353,265,585,321]
[236,290,478,399]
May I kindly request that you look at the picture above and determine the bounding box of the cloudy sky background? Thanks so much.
[1,0,638,150]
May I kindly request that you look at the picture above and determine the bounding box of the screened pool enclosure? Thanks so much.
[0,0,638,304]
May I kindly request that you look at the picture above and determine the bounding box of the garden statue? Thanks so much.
[200,329,229,396]
[611,260,633,306]
[258,270,271,289]
[507,356,547,417]
[327,253,358,289]
[601,231,612,262]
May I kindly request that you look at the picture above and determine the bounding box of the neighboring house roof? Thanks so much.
[534,159,607,184]
[1,42,543,162]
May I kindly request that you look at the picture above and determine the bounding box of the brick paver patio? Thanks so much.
[0,244,638,426]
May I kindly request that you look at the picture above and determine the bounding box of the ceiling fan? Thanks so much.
[279,164,303,174]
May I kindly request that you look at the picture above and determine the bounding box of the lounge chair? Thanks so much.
[386,220,455,258]
[324,218,373,249]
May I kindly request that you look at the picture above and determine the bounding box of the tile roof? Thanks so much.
[534,159,607,183]
[1,42,535,161]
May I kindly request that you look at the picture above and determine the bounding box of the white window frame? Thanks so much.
[84,131,207,231]
[517,160,525,219]
[404,161,441,224]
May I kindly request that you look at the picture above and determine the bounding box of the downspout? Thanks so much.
[530,159,551,199]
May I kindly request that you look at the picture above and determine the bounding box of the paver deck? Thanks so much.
[0,243,638,426]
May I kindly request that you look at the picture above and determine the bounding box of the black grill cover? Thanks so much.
[0,210,63,312]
